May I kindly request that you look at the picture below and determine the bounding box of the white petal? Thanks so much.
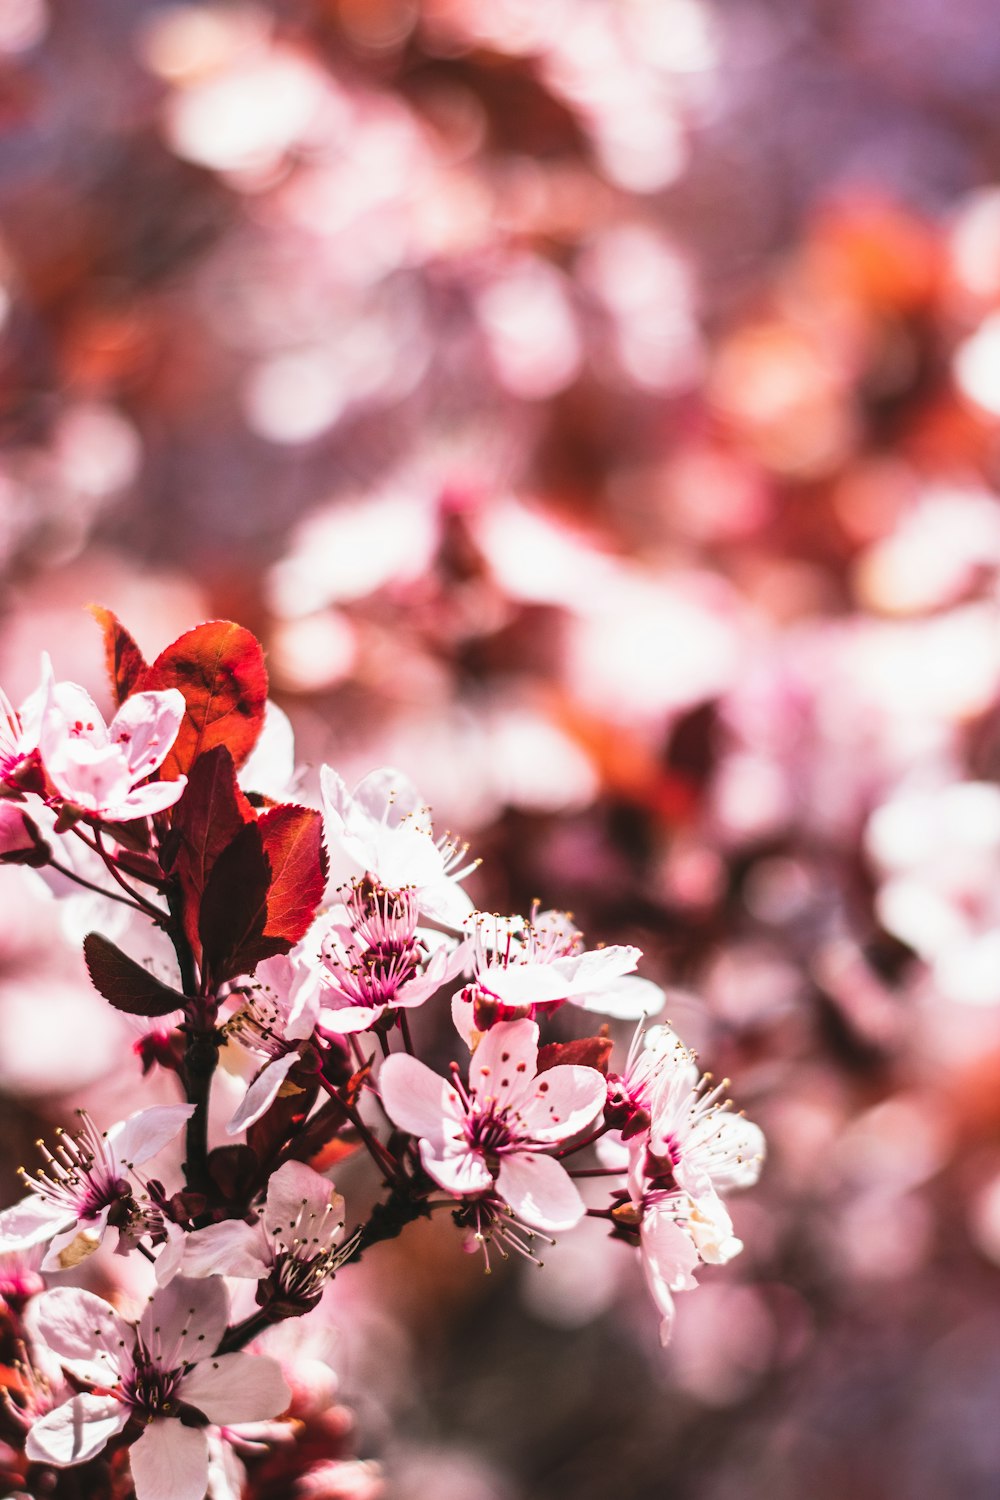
[41,1209,110,1272]
[239,700,296,800]
[416,876,476,930]
[517,1063,606,1143]
[0,1194,69,1252]
[33,1286,130,1384]
[640,1207,700,1319]
[178,1219,271,1280]
[420,1141,493,1197]
[497,1152,586,1232]
[129,1419,209,1500]
[100,776,188,820]
[25,1395,128,1466]
[227,1052,299,1135]
[378,1054,450,1145]
[109,1103,197,1169]
[264,1160,343,1242]
[139,1275,228,1370]
[575,974,665,1020]
[110,690,186,780]
[179,1352,291,1424]
[553,944,641,994]
[469,1019,539,1114]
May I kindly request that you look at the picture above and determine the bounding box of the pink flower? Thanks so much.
[317,880,465,1033]
[379,1018,605,1254]
[454,910,663,1038]
[645,1047,765,1200]
[39,668,188,821]
[321,766,478,928]
[161,1161,349,1310]
[0,1104,194,1271]
[25,1276,290,1500]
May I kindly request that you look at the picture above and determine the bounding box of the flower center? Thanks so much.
[121,1346,182,1420]
[464,1102,517,1170]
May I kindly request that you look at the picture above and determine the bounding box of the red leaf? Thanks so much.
[537,1034,613,1075]
[198,822,287,985]
[88,605,147,706]
[258,804,327,945]
[84,933,187,1018]
[139,621,268,781]
[165,746,255,955]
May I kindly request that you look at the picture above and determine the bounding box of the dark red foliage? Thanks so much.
[88,605,147,706]
[83,932,187,1017]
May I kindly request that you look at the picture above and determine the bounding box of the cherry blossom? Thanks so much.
[0,1104,194,1271]
[320,766,478,928]
[162,1160,350,1308]
[38,670,188,822]
[453,909,664,1039]
[646,1043,765,1200]
[316,879,465,1033]
[379,1018,605,1251]
[25,1276,290,1500]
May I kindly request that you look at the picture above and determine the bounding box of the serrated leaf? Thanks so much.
[258,803,327,945]
[83,933,186,1018]
[166,745,255,955]
[139,620,268,781]
[198,821,287,985]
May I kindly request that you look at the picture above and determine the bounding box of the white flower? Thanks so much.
[0,1104,194,1271]
[380,1018,605,1259]
[39,663,188,821]
[163,1160,349,1306]
[320,766,477,928]
[646,1046,765,1200]
[25,1276,290,1500]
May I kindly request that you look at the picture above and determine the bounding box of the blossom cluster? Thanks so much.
[0,613,762,1500]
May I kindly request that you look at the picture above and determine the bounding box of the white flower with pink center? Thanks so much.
[317,880,465,1033]
[379,1018,605,1253]
[25,1276,290,1500]
[646,1048,765,1200]
[161,1160,351,1306]
[454,910,664,1042]
[320,766,478,928]
[0,1104,194,1271]
[39,666,188,822]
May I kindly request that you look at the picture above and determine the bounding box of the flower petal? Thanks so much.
[138,1275,228,1370]
[575,974,665,1020]
[110,690,186,780]
[32,1286,130,1385]
[420,1141,493,1197]
[497,1152,586,1232]
[41,1208,110,1272]
[517,1063,606,1143]
[129,1419,209,1500]
[109,1103,197,1170]
[25,1395,128,1467]
[378,1054,450,1146]
[177,1219,271,1280]
[99,776,188,821]
[227,1051,299,1136]
[264,1160,343,1242]
[468,1019,539,1114]
[179,1351,291,1424]
[0,1194,70,1252]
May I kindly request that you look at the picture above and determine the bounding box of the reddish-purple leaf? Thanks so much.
[139,620,268,781]
[83,933,186,1018]
[258,804,327,945]
[165,746,255,955]
[198,821,288,985]
[88,605,148,705]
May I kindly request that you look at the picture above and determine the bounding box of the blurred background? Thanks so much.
[4,0,1000,1495]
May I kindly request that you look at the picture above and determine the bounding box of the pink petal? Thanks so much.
[469,1019,539,1114]
[0,1195,70,1252]
[25,1395,128,1467]
[483,963,567,1009]
[110,1103,196,1170]
[33,1286,130,1385]
[179,1351,291,1424]
[640,1207,700,1327]
[420,1141,493,1197]
[129,1419,209,1500]
[378,1054,451,1145]
[47,740,132,811]
[351,767,424,829]
[497,1152,586,1231]
[264,1160,343,1240]
[110,690,186,780]
[227,1051,299,1135]
[100,775,188,820]
[415,876,475,930]
[517,1063,606,1143]
[177,1219,271,1280]
[139,1275,228,1369]
[553,944,641,993]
